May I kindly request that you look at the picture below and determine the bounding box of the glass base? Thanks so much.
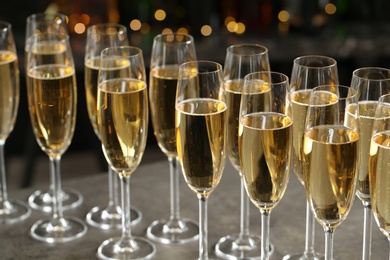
[146,218,199,244]
[283,252,324,260]
[28,188,83,213]
[215,234,274,259]
[0,199,31,224]
[86,205,142,230]
[97,236,156,260]
[30,216,87,243]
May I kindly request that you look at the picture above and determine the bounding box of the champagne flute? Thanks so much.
[147,33,199,244]
[239,71,292,260]
[284,55,339,260]
[215,43,272,259]
[304,85,360,260]
[369,93,390,259]
[27,32,87,243]
[350,67,390,260]
[176,60,227,259]
[0,21,31,224]
[96,46,155,259]
[84,23,141,230]
[25,12,83,213]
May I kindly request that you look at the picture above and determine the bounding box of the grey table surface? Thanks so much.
[1,159,388,259]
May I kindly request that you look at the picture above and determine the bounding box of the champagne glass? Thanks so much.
[369,93,390,259]
[284,55,339,260]
[239,71,292,260]
[147,33,199,244]
[304,85,360,260]
[215,43,272,259]
[96,46,155,259]
[176,60,227,259]
[84,23,141,230]
[0,21,31,224]
[27,32,87,243]
[25,12,83,213]
[350,67,390,260]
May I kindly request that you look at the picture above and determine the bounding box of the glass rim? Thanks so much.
[179,60,222,74]
[293,55,337,68]
[153,33,194,44]
[0,21,11,30]
[378,93,390,103]
[101,45,143,57]
[26,12,67,23]
[352,67,390,81]
[311,84,358,100]
[244,71,288,84]
[87,23,127,33]
[226,43,268,56]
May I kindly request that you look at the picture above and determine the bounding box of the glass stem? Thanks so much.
[304,200,316,256]
[362,202,372,260]
[260,209,271,260]
[239,176,250,240]
[120,174,132,240]
[0,142,9,210]
[198,195,209,260]
[324,227,334,260]
[168,156,181,221]
[49,155,63,220]
[107,166,119,207]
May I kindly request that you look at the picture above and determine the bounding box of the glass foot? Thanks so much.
[0,199,31,224]
[146,218,199,244]
[283,252,324,260]
[28,188,83,213]
[30,216,87,243]
[86,205,142,230]
[97,236,156,260]
[215,234,274,259]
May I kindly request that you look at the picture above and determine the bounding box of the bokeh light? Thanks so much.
[155,9,166,21]
[200,25,212,36]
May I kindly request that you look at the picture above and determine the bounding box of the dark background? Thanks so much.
[1,0,389,184]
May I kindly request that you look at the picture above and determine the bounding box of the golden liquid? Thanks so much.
[98,79,148,177]
[303,126,359,229]
[0,51,19,141]
[176,98,227,197]
[370,131,390,237]
[291,90,311,184]
[225,80,244,171]
[27,65,77,157]
[239,112,292,211]
[355,101,377,203]
[84,58,101,137]
[149,66,179,157]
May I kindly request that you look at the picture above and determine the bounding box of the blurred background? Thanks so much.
[1,0,389,187]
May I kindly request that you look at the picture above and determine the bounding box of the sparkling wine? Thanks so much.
[370,131,390,237]
[149,65,179,157]
[98,78,148,176]
[0,51,19,140]
[303,125,359,229]
[27,64,77,156]
[239,112,292,210]
[176,98,227,196]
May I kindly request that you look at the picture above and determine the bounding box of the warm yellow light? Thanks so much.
[278,10,290,22]
[74,23,86,34]
[224,16,235,26]
[227,21,237,33]
[325,3,337,15]
[140,23,150,34]
[162,28,173,35]
[201,25,212,36]
[155,9,166,21]
[177,27,189,35]
[130,19,142,31]
[235,22,245,34]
